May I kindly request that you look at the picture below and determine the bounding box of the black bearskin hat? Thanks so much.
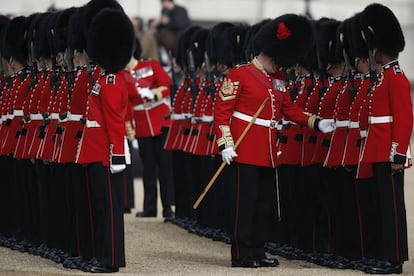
[189,27,209,68]
[206,22,234,66]
[0,15,11,57]
[242,19,271,62]
[174,25,201,69]
[351,13,369,59]
[46,12,61,59]
[254,14,315,68]
[360,3,405,56]
[36,13,53,60]
[223,24,249,66]
[86,8,134,73]
[67,8,85,52]
[2,16,29,64]
[335,17,354,66]
[315,18,341,69]
[54,7,77,54]
[82,0,124,38]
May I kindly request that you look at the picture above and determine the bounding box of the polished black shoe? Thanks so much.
[82,258,119,273]
[136,210,156,217]
[258,257,279,267]
[162,207,174,218]
[359,260,402,274]
[231,258,260,268]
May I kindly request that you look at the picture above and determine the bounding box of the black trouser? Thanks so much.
[373,162,408,263]
[297,165,319,253]
[138,130,174,214]
[65,163,94,258]
[87,163,125,268]
[331,166,361,260]
[357,175,380,260]
[228,163,278,261]
[277,164,302,247]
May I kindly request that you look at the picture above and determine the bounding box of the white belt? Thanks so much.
[349,121,359,129]
[13,110,24,116]
[86,120,101,128]
[360,130,368,138]
[233,111,278,128]
[6,114,14,120]
[201,115,213,122]
[171,113,185,120]
[50,113,59,120]
[335,120,349,128]
[368,116,393,124]
[68,113,83,121]
[133,99,165,111]
[182,113,192,120]
[30,114,43,120]
[1,115,6,121]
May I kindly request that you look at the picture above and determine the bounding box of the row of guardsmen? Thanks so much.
[0,0,148,273]
[0,0,411,275]
[162,2,412,275]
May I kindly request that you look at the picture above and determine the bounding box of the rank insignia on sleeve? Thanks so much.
[106,74,116,84]
[219,78,239,101]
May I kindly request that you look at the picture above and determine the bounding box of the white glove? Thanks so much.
[221,146,238,165]
[138,87,155,100]
[318,119,335,133]
[131,139,139,149]
[110,164,126,174]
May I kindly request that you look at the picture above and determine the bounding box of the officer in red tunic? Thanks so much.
[214,14,334,268]
[357,4,413,274]
[75,7,134,273]
[121,39,174,219]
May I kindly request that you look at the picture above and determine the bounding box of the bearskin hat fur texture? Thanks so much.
[2,16,29,63]
[206,22,234,66]
[254,14,315,68]
[54,7,77,54]
[360,3,405,56]
[351,13,369,59]
[315,18,341,69]
[86,8,134,73]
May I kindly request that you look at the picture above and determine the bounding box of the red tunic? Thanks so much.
[312,76,344,164]
[278,74,313,165]
[192,81,218,156]
[56,66,89,163]
[164,80,187,151]
[342,74,371,165]
[123,60,172,138]
[76,73,128,167]
[214,60,313,168]
[361,61,413,165]
[324,74,363,168]
[1,69,31,155]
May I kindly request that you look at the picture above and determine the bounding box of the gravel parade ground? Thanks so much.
[0,166,413,276]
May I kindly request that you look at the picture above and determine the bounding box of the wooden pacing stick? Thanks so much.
[193,97,269,209]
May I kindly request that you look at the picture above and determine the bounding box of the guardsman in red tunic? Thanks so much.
[1,16,34,250]
[276,65,313,258]
[121,39,174,219]
[356,4,413,274]
[214,15,334,268]
[75,7,134,273]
